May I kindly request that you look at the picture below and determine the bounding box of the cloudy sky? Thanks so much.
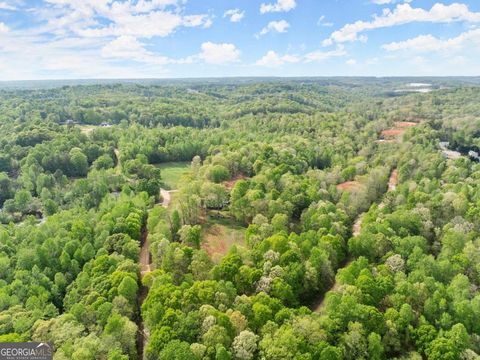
[0,0,479,80]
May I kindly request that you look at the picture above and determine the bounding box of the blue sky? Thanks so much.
[0,0,479,80]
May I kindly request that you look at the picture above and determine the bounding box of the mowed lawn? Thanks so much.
[156,162,191,190]
[201,217,246,263]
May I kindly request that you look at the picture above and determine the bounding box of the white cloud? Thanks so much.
[371,0,413,4]
[0,2,16,11]
[317,15,333,27]
[224,9,245,23]
[383,29,480,52]
[199,42,241,64]
[324,3,480,45]
[305,46,347,62]
[103,38,243,66]
[260,0,296,14]
[183,14,213,28]
[255,50,300,67]
[449,55,467,65]
[258,20,290,36]
[255,45,346,67]
[346,58,357,65]
[101,35,171,64]
[41,0,212,39]
[411,55,427,66]
[0,31,156,80]
[0,22,8,33]
[131,0,178,12]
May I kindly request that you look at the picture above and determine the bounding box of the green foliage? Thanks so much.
[207,165,230,183]
[0,79,479,360]
[159,340,197,360]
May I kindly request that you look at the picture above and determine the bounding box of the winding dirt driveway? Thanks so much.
[312,168,398,313]
[139,228,151,276]
[137,223,151,359]
[159,188,178,208]
[160,189,171,208]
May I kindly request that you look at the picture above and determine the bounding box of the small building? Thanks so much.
[468,150,480,161]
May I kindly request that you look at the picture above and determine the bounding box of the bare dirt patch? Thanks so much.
[336,180,363,191]
[388,168,398,191]
[352,214,364,237]
[381,122,417,139]
[381,129,405,138]
[223,174,247,190]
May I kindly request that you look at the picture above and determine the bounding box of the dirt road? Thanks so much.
[352,213,364,237]
[388,168,398,191]
[137,187,178,358]
[139,226,151,276]
[159,189,178,208]
[311,168,398,313]
[160,189,171,208]
[114,148,121,173]
[137,223,151,359]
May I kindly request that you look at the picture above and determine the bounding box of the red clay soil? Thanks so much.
[381,122,417,139]
[381,129,406,138]
[336,180,362,191]
[223,174,247,190]
[388,169,398,191]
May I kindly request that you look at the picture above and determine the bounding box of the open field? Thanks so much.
[156,161,191,190]
[201,217,246,263]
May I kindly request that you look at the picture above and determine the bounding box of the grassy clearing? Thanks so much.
[79,125,96,135]
[201,216,246,263]
[156,162,191,190]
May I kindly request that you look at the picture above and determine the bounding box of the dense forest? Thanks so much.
[0,78,479,360]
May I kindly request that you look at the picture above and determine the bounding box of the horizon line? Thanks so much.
[1,75,480,83]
